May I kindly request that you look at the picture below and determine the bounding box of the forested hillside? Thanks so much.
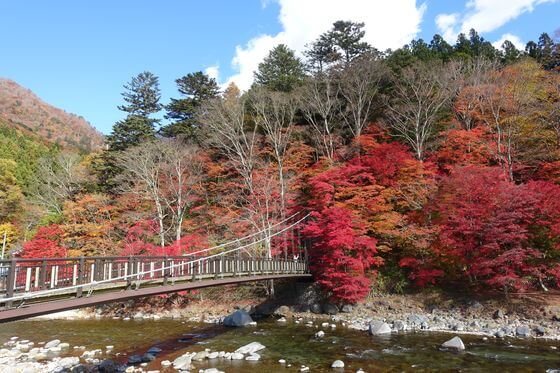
[5,22,560,304]
[0,78,103,151]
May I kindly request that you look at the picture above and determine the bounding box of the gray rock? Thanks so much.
[128,355,143,364]
[470,301,483,310]
[147,346,162,354]
[273,305,291,317]
[452,323,464,331]
[245,353,261,361]
[493,309,505,319]
[192,350,209,361]
[235,342,265,354]
[535,325,546,336]
[369,321,392,335]
[340,305,353,313]
[142,353,156,362]
[97,359,120,373]
[322,303,339,315]
[495,330,505,338]
[441,336,465,351]
[230,352,244,360]
[393,320,407,331]
[516,325,531,337]
[501,326,513,335]
[57,357,81,369]
[315,330,325,338]
[310,303,322,314]
[407,314,427,326]
[172,354,192,370]
[223,310,254,327]
[331,360,345,368]
[44,339,61,349]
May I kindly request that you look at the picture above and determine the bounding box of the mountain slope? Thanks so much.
[0,78,104,150]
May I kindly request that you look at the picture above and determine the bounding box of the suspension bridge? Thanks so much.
[0,213,312,323]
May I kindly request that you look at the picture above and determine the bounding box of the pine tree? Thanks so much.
[118,71,162,117]
[162,71,220,138]
[254,44,305,92]
[501,40,521,64]
[328,21,372,65]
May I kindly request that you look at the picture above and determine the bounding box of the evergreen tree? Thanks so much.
[118,71,162,118]
[98,72,162,191]
[525,40,539,59]
[106,115,156,151]
[454,33,472,58]
[410,39,432,61]
[304,33,339,73]
[328,21,372,64]
[108,71,162,151]
[162,71,220,138]
[429,34,453,61]
[253,44,305,92]
[501,40,521,64]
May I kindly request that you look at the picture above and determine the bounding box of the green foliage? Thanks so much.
[0,123,54,190]
[106,115,156,151]
[254,44,305,92]
[0,159,24,222]
[117,71,162,117]
[162,71,220,138]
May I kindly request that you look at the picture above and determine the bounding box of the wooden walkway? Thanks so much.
[0,254,310,323]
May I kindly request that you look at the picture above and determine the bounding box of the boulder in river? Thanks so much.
[322,303,339,315]
[516,325,531,337]
[192,350,209,361]
[315,330,325,338]
[441,336,465,351]
[235,342,266,354]
[128,355,143,364]
[45,339,61,349]
[369,320,391,335]
[331,360,345,368]
[172,353,192,370]
[407,314,427,326]
[393,320,407,331]
[310,303,322,314]
[223,310,254,327]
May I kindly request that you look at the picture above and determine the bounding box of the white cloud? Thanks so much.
[436,0,557,42]
[204,65,220,82]
[492,33,525,50]
[222,0,427,91]
[435,13,460,42]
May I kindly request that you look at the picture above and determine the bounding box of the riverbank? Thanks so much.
[35,285,560,341]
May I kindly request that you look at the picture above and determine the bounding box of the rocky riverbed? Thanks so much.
[5,290,560,372]
[3,314,560,372]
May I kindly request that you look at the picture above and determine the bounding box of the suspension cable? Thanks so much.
[0,213,310,304]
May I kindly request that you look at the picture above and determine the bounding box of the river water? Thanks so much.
[2,318,560,372]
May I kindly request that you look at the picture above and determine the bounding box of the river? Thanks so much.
[2,318,560,372]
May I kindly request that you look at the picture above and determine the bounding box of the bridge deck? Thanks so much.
[0,273,312,323]
[0,254,311,323]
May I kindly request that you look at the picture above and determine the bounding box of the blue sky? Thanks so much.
[0,0,558,134]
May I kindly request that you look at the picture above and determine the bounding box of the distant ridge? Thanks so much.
[0,78,104,151]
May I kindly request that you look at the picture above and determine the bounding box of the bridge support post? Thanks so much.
[76,257,85,298]
[163,256,169,286]
[39,260,47,290]
[126,256,133,290]
[5,259,16,309]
